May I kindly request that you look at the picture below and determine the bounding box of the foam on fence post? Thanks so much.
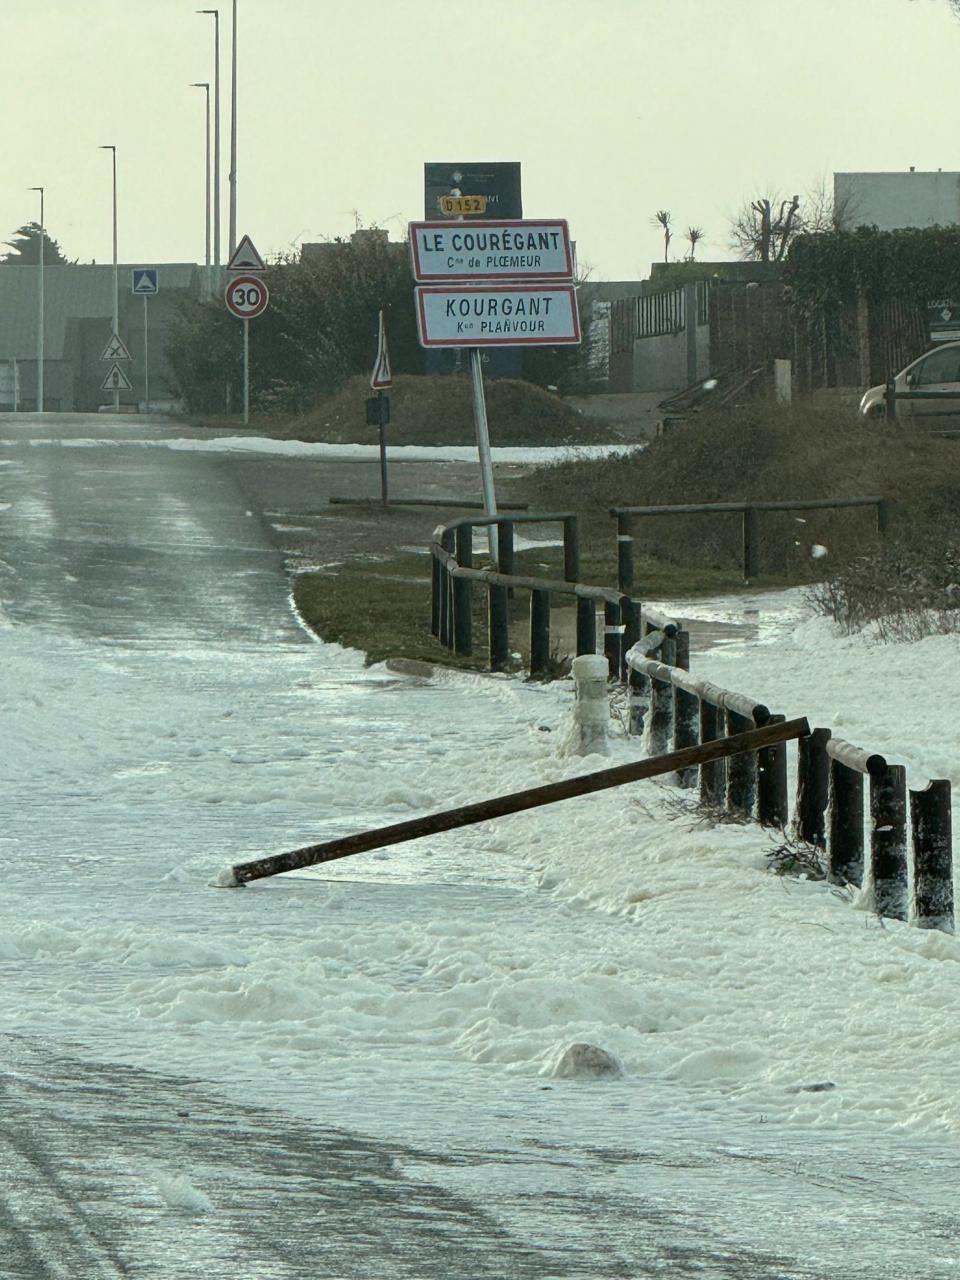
[568,654,610,757]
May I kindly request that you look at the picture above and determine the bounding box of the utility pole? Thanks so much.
[229,0,237,256]
[99,145,120,412]
[29,186,44,413]
[198,8,221,267]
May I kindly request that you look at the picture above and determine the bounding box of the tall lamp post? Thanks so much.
[197,8,221,266]
[99,145,120,412]
[191,81,212,269]
[29,186,44,413]
[229,0,237,257]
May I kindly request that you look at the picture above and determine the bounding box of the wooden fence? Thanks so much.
[611,497,892,586]
[430,511,677,674]
[431,508,952,933]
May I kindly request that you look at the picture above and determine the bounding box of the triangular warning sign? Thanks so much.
[100,363,133,391]
[227,234,265,272]
[370,309,392,390]
[100,332,132,362]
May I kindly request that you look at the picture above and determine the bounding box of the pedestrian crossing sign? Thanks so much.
[131,269,159,295]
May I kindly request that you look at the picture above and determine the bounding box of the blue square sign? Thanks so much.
[131,269,159,295]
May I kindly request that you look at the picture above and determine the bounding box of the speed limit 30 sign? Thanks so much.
[225,274,270,319]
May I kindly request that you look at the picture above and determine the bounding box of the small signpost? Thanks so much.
[100,363,133,392]
[408,215,580,541]
[100,332,132,362]
[224,235,268,424]
[367,309,392,505]
[132,269,159,410]
[100,331,132,412]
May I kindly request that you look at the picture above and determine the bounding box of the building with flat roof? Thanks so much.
[834,170,960,231]
[0,263,206,411]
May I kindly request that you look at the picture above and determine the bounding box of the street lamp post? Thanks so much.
[229,0,237,257]
[29,186,44,413]
[191,82,212,269]
[99,145,119,412]
[197,8,221,267]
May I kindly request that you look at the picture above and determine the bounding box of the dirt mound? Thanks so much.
[275,374,612,447]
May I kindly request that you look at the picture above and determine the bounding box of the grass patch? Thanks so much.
[191,373,615,447]
[292,552,486,670]
[522,395,960,578]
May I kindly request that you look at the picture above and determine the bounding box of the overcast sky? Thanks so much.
[5,0,960,280]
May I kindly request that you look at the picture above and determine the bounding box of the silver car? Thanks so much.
[860,341,960,423]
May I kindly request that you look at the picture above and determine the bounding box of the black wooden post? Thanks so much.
[498,518,515,601]
[488,583,510,671]
[628,666,646,736]
[660,632,677,668]
[675,629,690,672]
[870,764,907,921]
[648,672,672,758]
[576,597,596,656]
[884,378,897,420]
[725,708,757,819]
[876,498,892,535]
[603,600,622,680]
[742,506,760,582]
[616,511,634,594]
[911,779,953,932]
[757,713,789,829]
[673,684,699,788]
[440,529,455,648]
[430,550,441,638]
[453,525,473,656]
[699,697,725,809]
[795,727,831,848]
[620,595,640,684]
[530,588,550,677]
[828,759,864,887]
[563,515,580,582]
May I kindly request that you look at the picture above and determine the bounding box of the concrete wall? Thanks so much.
[631,323,710,393]
[835,171,960,231]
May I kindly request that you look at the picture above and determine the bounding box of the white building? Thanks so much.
[834,170,960,231]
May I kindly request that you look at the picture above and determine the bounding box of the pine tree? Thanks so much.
[1,223,71,266]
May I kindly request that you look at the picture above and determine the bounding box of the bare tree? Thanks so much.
[729,194,801,262]
[685,226,705,260]
[651,210,672,263]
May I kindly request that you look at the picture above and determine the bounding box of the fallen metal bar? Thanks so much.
[611,497,884,518]
[329,497,530,509]
[226,718,811,885]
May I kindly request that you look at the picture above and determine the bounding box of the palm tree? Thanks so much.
[686,226,705,261]
[651,210,672,263]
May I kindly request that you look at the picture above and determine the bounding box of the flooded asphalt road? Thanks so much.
[2,414,959,1279]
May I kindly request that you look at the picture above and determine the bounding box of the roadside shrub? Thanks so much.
[808,526,960,640]
[526,397,960,577]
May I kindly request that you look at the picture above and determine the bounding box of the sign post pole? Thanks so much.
[469,350,498,558]
[243,317,250,424]
[143,295,149,411]
[377,392,388,506]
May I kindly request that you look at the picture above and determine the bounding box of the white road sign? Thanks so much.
[227,234,266,272]
[100,363,133,391]
[370,309,392,389]
[100,332,132,362]
[414,284,581,348]
[224,275,270,319]
[409,219,574,283]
